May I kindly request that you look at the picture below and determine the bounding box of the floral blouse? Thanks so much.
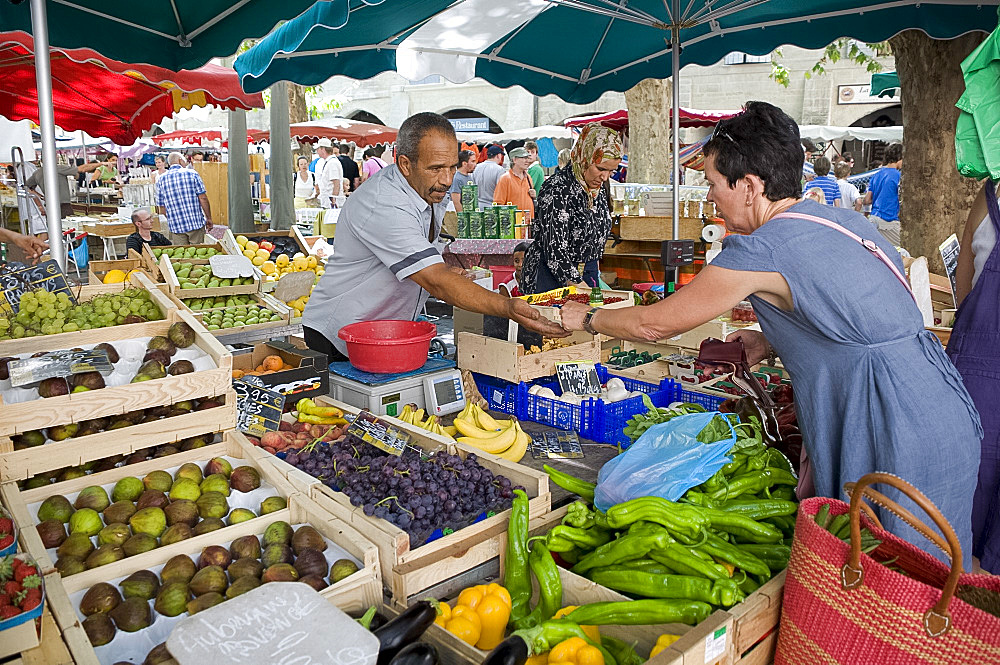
[521,165,612,293]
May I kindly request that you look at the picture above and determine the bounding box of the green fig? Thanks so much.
[38,495,73,523]
[129,507,166,538]
[83,612,116,646]
[48,423,80,441]
[169,477,201,501]
[199,473,230,496]
[227,508,256,525]
[85,544,125,569]
[329,559,360,584]
[186,591,225,615]
[195,491,228,519]
[122,533,158,557]
[174,462,203,484]
[167,322,195,349]
[74,486,110,512]
[54,556,86,577]
[143,470,172,492]
[160,555,197,586]
[57,532,95,559]
[119,570,160,601]
[80,582,122,615]
[154,582,190,618]
[192,517,225,536]
[226,558,263,582]
[262,521,293,547]
[164,499,199,527]
[111,477,144,502]
[225,575,261,599]
[261,543,293,568]
[104,500,138,526]
[110,596,152,632]
[189,565,228,596]
[229,535,262,561]
[97,523,131,547]
[69,508,103,536]
[204,457,232,478]
[259,496,287,515]
[160,523,194,546]
[262,563,299,583]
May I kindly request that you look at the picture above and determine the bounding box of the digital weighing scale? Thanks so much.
[327,358,466,418]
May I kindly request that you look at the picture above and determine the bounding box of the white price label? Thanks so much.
[704,626,727,663]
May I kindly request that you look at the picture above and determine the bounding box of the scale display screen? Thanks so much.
[434,377,459,406]
[424,370,465,415]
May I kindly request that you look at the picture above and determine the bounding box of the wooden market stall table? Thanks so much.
[79,216,163,260]
[443,238,529,271]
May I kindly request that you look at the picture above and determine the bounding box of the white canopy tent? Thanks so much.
[798,125,903,143]
[455,124,574,144]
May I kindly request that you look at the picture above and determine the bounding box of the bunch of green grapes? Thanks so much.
[0,288,164,339]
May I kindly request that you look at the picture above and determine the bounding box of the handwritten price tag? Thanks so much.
[556,361,601,397]
[167,582,379,665]
[233,378,286,437]
[9,348,114,387]
[0,260,75,315]
[345,410,411,456]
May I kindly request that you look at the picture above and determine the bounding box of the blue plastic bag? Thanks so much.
[594,412,736,511]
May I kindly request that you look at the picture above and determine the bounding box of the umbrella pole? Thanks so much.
[666,3,681,289]
[30,0,66,271]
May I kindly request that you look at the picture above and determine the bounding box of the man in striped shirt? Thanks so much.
[154,152,213,244]
[808,156,841,206]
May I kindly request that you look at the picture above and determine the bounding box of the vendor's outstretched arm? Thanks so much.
[559,265,790,342]
[410,263,569,337]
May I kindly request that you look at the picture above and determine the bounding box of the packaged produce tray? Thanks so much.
[46,492,380,665]
[0,552,47,658]
[0,312,233,481]
[255,396,552,603]
[1,431,297,574]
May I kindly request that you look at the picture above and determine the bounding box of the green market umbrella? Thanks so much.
[956,7,1000,180]
[236,0,999,277]
[871,71,901,98]
[1,0,315,270]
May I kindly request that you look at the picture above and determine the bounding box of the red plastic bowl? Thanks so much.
[338,320,437,373]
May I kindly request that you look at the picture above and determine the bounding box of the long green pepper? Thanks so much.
[544,525,611,552]
[706,468,798,502]
[697,532,771,577]
[572,529,671,574]
[605,497,710,544]
[589,569,744,607]
[563,599,712,626]
[514,542,562,630]
[600,636,645,665]
[543,465,596,502]
[513,621,617,665]
[505,489,532,625]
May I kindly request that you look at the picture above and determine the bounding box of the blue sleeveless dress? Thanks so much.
[712,199,982,568]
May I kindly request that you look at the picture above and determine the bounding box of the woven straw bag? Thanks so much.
[775,472,1000,664]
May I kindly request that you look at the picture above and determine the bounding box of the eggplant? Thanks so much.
[482,636,529,665]
[373,601,437,665]
[388,643,438,665]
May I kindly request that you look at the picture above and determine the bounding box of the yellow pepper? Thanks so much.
[297,413,349,425]
[444,605,482,646]
[649,634,681,658]
[452,584,512,650]
[434,601,452,627]
[526,654,549,665]
[548,637,604,665]
[553,607,600,643]
[296,398,344,419]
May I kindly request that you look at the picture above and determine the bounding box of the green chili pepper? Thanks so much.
[720,499,798,521]
[769,486,797,501]
[601,636,645,665]
[827,513,851,540]
[589,569,743,607]
[543,465,596,502]
[572,529,671,575]
[738,544,791,572]
[720,453,748,477]
[546,525,611,552]
[696,532,771,578]
[738,574,761,595]
[680,491,719,508]
[649,547,730,581]
[563,599,711,627]
[505,489,532,625]
[815,503,831,528]
[702,469,726,493]
[563,501,597,528]
[706,468,798,502]
[513,621,616,665]
[515,542,562,630]
[695,506,784,543]
[615,559,676,575]
[605,497,710,544]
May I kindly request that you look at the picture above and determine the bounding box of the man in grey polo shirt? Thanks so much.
[302,112,565,363]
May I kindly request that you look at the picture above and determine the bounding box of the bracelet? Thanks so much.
[583,307,599,335]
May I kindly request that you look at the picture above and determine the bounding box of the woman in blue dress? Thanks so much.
[561,102,982,568]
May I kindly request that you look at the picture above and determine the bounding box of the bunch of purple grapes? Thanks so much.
[284,440,523,545]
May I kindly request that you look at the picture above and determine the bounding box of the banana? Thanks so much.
[443,425,458,437]
[399,404,413,424]
[457,420,517,454]
[422,415,438,430]
[457,402,474,421]
[496,421,530,462]
[453,417,497,439]
[411,409,425,425]
[472,403,502,431]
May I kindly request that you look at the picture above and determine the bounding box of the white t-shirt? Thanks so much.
[317,156,344,208]
[294,171,316,199]
[836,178,861,210]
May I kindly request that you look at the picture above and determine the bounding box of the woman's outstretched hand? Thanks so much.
[726,329,771,365]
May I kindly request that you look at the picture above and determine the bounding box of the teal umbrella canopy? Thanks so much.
[870,71,900,98]
[237,0,999,103]
[0,0,318,71]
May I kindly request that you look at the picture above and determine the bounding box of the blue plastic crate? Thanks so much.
[663,380,728,411]
[471,373,519,416]
[521,365,673,447]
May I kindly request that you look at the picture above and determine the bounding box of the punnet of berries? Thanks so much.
[0,554,44,623]
[0,508,16,554]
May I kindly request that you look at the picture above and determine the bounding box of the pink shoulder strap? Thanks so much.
[775,211,915,302]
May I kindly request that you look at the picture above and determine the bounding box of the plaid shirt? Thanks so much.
[155,165,207,233]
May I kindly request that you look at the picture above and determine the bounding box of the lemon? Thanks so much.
[242,249,256,260]
[275,254,289,268]
[245,240,259,252]
[261,260,276,275]
[236,235,249,247]
[306,256,318,269]
[292,257,308,271]
[103,269,127,284]
[251,256,266,266]
[255,248,270,260]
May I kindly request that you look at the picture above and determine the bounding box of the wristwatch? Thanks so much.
[582,307,599,335]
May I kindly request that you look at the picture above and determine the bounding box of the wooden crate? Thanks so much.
[87,251,160,285]
[159,254,260,299]
[167,291,292,336]
[728,571,785,665]
[82,218,160,238]
[2,431,298,574]
[618,214,708,242]
[46,492,380,665]
[0,308,231,451]
[259,396,552,604]
[6,602,79,665]
[221,227,311,259]
[457,331,602,384]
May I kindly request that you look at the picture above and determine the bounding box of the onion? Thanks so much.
[535,387,556,399]
[605,377,627,393]
[559,392,582,405]
[528,384,542,396]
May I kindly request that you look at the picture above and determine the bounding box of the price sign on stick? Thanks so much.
[938,233,960,308]
[167,582,379,665]
[0,260,75,315]
[233,378,285,437]
[346,410,411,456]
[556,361,601,397]
[9,349,114,387]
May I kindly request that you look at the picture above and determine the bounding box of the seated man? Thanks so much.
[125,209,171,254]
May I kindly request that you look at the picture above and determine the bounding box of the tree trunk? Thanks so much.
[288,84,310,124]
[623,78,673,184]
[890,30,983,273]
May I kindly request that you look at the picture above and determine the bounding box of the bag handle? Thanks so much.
[842,472,963,638]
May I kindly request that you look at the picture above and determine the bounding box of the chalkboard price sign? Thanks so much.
[345,410,411,456]
[530,430,584,459]
[0,260,75,315]
[938,233,960,308]
[9,348,114,387]
[233,378,286,437]
[556,361,601,397]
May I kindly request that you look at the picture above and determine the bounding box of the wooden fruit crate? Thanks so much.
[167,291,292,336]
[221,227,310,259]
[5,577,91,665]
[159,254,260,299]
[44,491,380,665]
[1,431,298,574]
[87,250,160,285]
[138,243,220,279]
[727,570,785,665]
[258,396,552,604]
[0,308,232,475]
[457,331,602,384]
[0,271,178,358]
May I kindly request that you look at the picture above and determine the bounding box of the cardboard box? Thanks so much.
[453,307,485,337]
[231,340,329,404]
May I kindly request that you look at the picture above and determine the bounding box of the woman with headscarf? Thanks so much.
[521,124,623,293]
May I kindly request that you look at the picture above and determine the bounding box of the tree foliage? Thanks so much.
[770,39,890,88]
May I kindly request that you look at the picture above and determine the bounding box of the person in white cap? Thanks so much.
[314,138,343,208]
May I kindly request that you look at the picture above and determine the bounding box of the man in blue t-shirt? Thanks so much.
[863,143,903,245]
[807,157,841,206]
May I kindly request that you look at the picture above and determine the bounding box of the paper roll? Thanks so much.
[702,224,725,242]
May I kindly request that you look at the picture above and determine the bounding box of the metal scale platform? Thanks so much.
[328,357,466,418]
